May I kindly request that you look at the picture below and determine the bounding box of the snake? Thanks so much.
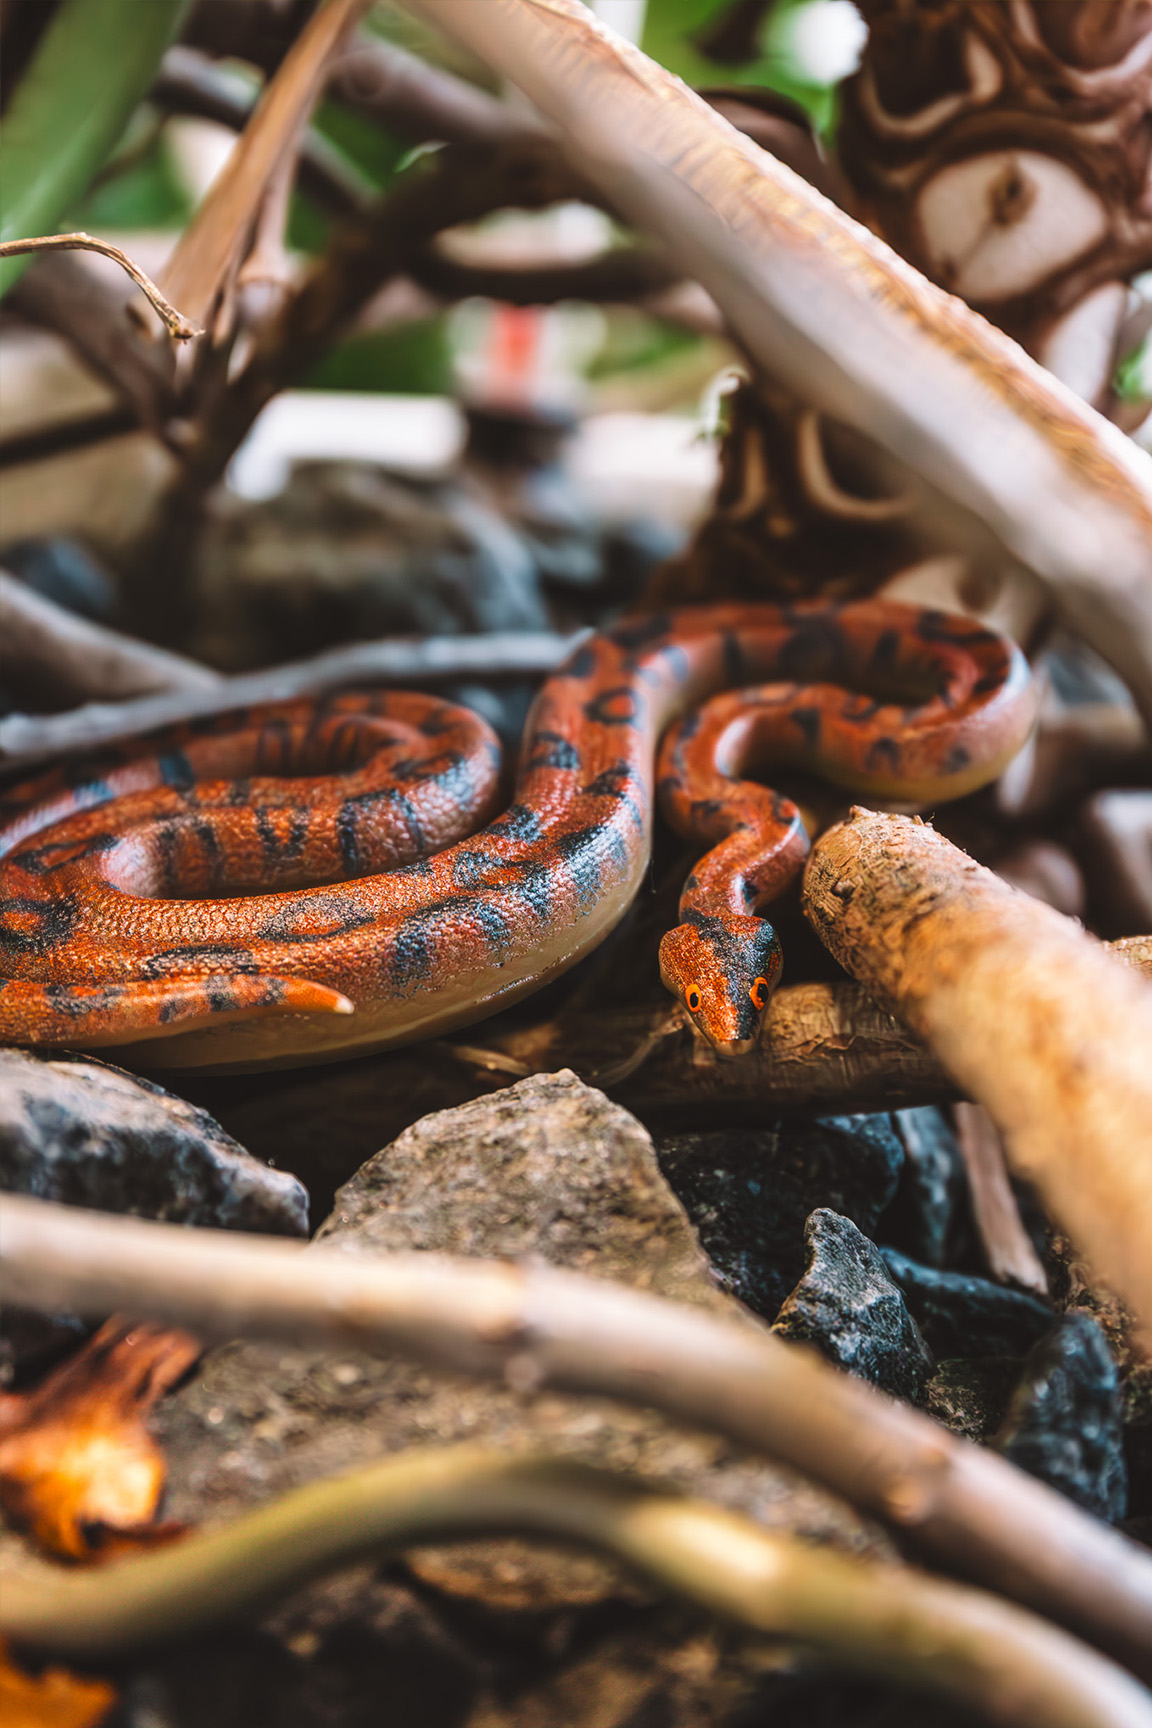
[0,601,1035,1072]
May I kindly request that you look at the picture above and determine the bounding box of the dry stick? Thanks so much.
[0,234,200,340]
[803,810,1152,1337]
[3,1450,1148,1728]
[3,1197,1151,1676]
[0,573,220,707]
[160,0,372,334]
[399,0,1152,726]
[952,1103,1050,1297]
[0,631,580,772]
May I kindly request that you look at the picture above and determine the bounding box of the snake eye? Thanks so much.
[686,987,702,1013]
[749,976,770,1011]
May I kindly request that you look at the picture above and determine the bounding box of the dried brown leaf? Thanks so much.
[0,1318,200,1560]
[0,1640,115,1728]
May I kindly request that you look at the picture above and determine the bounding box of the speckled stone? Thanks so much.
[0,1048,307,1233]
[772,1211,934,1403]
[656,1114,905,1319]
[880,1249,1055,1359]
[881,1108,966,1267]
[995,1312,1127,1522]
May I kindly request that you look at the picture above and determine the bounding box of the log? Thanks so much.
[803,809,1152,1333]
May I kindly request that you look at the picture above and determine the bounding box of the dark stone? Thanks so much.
[880,1108,965,1267]
[880,1249,1055,1359]
[772,1210,934,1403]
[0,1048,307,1234]
[656,1114,905,1320]
[995,1313,1128,1522]
[923,1358,1021,1443]
[1,1047,309,1384]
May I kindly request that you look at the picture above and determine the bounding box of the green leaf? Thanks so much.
[0,0,191,295]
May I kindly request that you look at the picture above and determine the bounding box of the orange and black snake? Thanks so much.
[0,600,1035,1071]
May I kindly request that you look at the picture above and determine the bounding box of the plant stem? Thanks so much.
[3,1445,1148,1728]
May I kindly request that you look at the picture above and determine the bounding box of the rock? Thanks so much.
[655,1114,905,1319]
[994,1312,1127,1522]
[150,1074,890,1722]
[881,1108,965,1267]
[0,1048,307,1234]
[880,1249,1055,1359]
[772,1211,934,1403]
[0,1048,309,1384]
[923,1359,1020,1443]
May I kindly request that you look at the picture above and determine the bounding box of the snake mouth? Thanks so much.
[707,1033,759,1060]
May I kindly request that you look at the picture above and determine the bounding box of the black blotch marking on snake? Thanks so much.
[0,894,79,955]
[583,687,642,728]
[528,732,580,772]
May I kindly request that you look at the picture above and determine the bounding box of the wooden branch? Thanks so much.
[0,631,578,771]
[4,1445,1148,1728]
[397,0,1152,725]
[3,1196,1151,1676]
[152,46,374,218]
[160,0,371,335]
[0,572,220,707]
[952,1102,1049,1296]
[803,810,1152,1335]
[5,252,180,437]
[0,234,200,340]
[407,241,679,306]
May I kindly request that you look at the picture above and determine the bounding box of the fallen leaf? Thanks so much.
[0,1640,115,1728]
[0,1317,200,1559]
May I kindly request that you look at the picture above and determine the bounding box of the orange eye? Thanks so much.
[750,976,770,1011]
[686,987,702,1013]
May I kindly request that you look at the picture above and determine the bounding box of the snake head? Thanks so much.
[658,911,783,1058]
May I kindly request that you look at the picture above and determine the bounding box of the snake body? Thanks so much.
[0,602,1035,1071]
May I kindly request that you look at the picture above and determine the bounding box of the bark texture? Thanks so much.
[803,809,1152,1333]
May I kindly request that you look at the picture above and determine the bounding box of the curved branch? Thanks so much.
[3,1446,1148,1728]
[3,1195,1151,1677]
[0,233,200,340]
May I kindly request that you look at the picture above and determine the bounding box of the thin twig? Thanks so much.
[0,235,201,340]
[3,1445,1148,1728]
[3,1195,1151,1676]
[953,1102,1049,1296]
[0,631,581,771]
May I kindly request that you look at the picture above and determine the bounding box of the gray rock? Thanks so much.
[995,1312,1127,1522]
[0,1048,307,1234]
[923,1358,1020,1443]
[656,1114,905,1319]
[772,1211,934,1403]
[1,1047,308,1383]
[880,1249,1055,1360]
[882,1108,965,1267]
[151,1072,890,1721]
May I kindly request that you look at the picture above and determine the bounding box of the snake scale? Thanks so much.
[0,601,1035,1072]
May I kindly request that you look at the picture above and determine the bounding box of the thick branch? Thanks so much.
[3,1445,1147,1728]
[803,810,1152,1333]
[399,0,1152,724]
[3,1195,1151,1676]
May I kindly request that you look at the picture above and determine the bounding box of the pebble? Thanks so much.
[995,1312,1127,1522]
[656,1114,904,1319]
[772,1210,934,1404]
[880,1249,1055,1359]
